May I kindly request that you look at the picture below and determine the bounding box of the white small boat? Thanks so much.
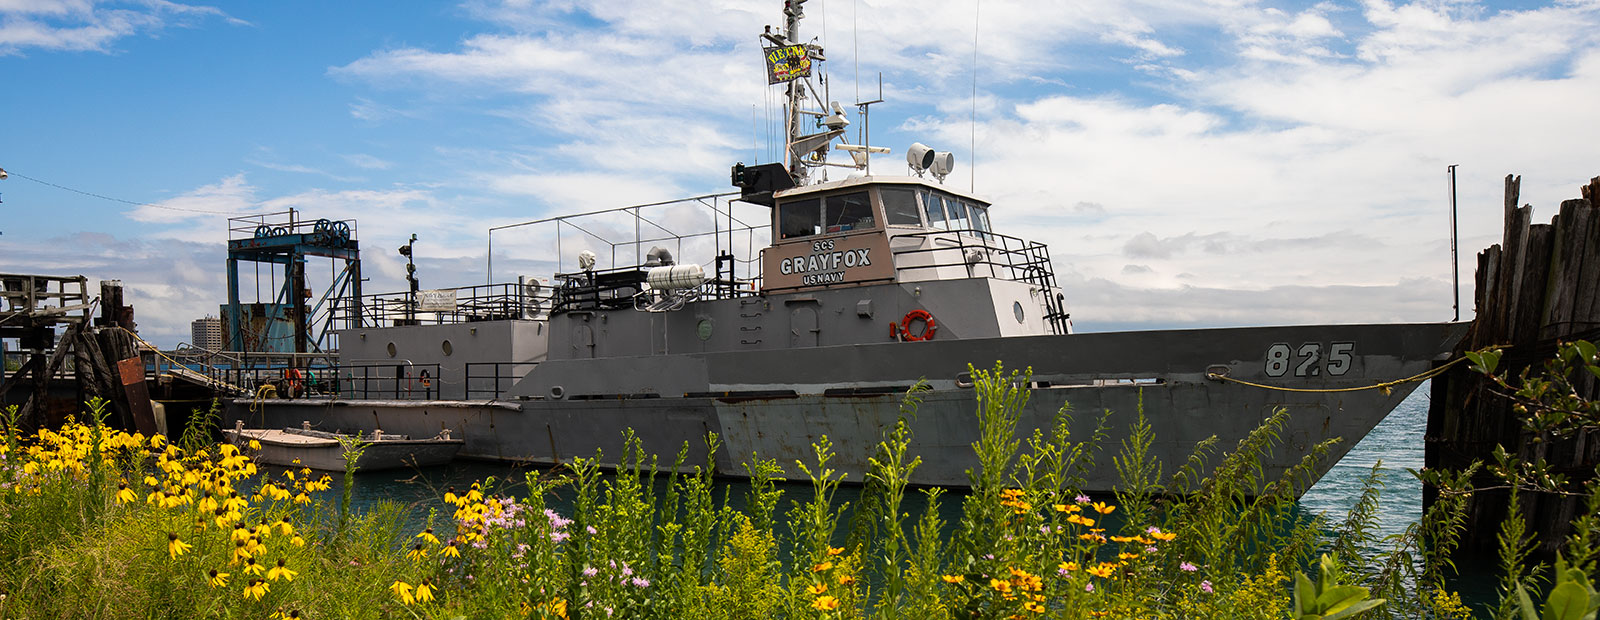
[225,421,464,472]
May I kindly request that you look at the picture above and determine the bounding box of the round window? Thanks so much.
[386,342,397,358]
[1013,301,1025,324]
[696,319,714,341]
[442,340,453,356]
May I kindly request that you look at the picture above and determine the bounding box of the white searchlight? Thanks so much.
[930,151,955,182]
[906,142,934,174]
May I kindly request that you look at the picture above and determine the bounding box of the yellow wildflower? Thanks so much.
[827,545,844,556]
[1092,501,1115,515]
[1059,561,1079,572]
[390,580,415,605]
[116,481,138,503]
[838,574,856,585]
[1087,563,1115,578]
[941,574,965,583]
[208,569,230,588]
[243,557,266,576]
[441,540,461,558]
[167,533,192,559]
[807,583,828,596]
[243,578,270,600]
[811,561,832,572]
[416,528,440,545]
[811,595,839,611]
[267,558,297,582]
[415,580,436,603]
[407,543,428,561]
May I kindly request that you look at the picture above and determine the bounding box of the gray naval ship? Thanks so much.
[225,0,1466,492]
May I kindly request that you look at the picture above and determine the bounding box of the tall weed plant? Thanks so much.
[0,358,1596,618]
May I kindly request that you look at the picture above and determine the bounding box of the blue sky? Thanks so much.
[3,0,1599,347]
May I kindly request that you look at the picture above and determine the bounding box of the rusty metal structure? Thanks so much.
[225,210,361,355]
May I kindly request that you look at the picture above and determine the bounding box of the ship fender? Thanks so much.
[899,309,937,341]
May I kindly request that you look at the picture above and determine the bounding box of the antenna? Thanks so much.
[971,0,981,192]
[1448,164,1459,322]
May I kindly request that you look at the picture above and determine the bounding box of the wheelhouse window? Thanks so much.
[778,191,876,239]
[945,197,971,230]
[824,191,873,233]
[971,204,992,237]
[921,191,948,228]
[779,197,821,239]
[880,187,923,226]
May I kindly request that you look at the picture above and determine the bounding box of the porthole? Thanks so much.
[386,342,397,358]
[1013,301,1025,324]
[697,319,714,341]
[442,340,453,356]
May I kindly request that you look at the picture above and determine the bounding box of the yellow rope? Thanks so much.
[112,326,246,394]
[1205,355,1467,393]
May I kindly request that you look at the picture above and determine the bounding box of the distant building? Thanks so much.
[191,316,223,352]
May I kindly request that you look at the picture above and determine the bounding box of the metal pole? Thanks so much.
[1448,164,1459,322]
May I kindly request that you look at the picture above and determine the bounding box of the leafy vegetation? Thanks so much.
[0,355,1595,618]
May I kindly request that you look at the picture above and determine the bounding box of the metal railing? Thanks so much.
[339,282,555,328]
[887,229,1071,333]
[199,363,443,400]
[464,362,536,400]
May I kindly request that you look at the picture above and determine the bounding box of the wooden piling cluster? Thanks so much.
[1426,174,1600,558]
[1,277,155,434]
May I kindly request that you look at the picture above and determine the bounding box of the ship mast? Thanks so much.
[783,0,806,183]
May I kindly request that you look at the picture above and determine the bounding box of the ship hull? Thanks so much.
[225,321,1464,493]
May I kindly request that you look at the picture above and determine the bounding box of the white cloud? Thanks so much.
[342,154,393,170]
[0,0,238,55]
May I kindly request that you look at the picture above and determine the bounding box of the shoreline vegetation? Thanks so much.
[0,359,1596,619]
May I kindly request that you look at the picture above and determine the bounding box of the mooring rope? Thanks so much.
[112,326,247,395]
[1205,354,1469,394]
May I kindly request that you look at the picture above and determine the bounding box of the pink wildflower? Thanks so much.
[1180,562,1198,572]
[1200,580,1213,593]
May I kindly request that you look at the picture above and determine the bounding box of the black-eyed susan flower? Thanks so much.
[811,561,832,572]
[167,533,192,559]
[276,517,295,536]
[806,583,827,596]
[416,528,440,545]
[941,574,964,583]
[389,580,415,605]
[406,543,427,561]
[243,578,270,600]
[441,540,460,558]
[811,595,839,611]
[208,569,230,588]
[414,579,436,603]
[243,557,266,576]
[826,546,844,556]
[1092,501,1115,515]
[837,574,855,585]
[267,558,297,582]
[116,481,138,503]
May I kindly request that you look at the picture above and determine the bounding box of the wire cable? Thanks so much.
[5,169,241,215]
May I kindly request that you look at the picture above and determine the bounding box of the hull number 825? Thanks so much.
[1264,342,1354,378]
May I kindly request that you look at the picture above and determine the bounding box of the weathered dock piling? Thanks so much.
[1426,174,1600,558]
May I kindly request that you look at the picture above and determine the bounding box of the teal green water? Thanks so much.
[337,383,1501,608]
